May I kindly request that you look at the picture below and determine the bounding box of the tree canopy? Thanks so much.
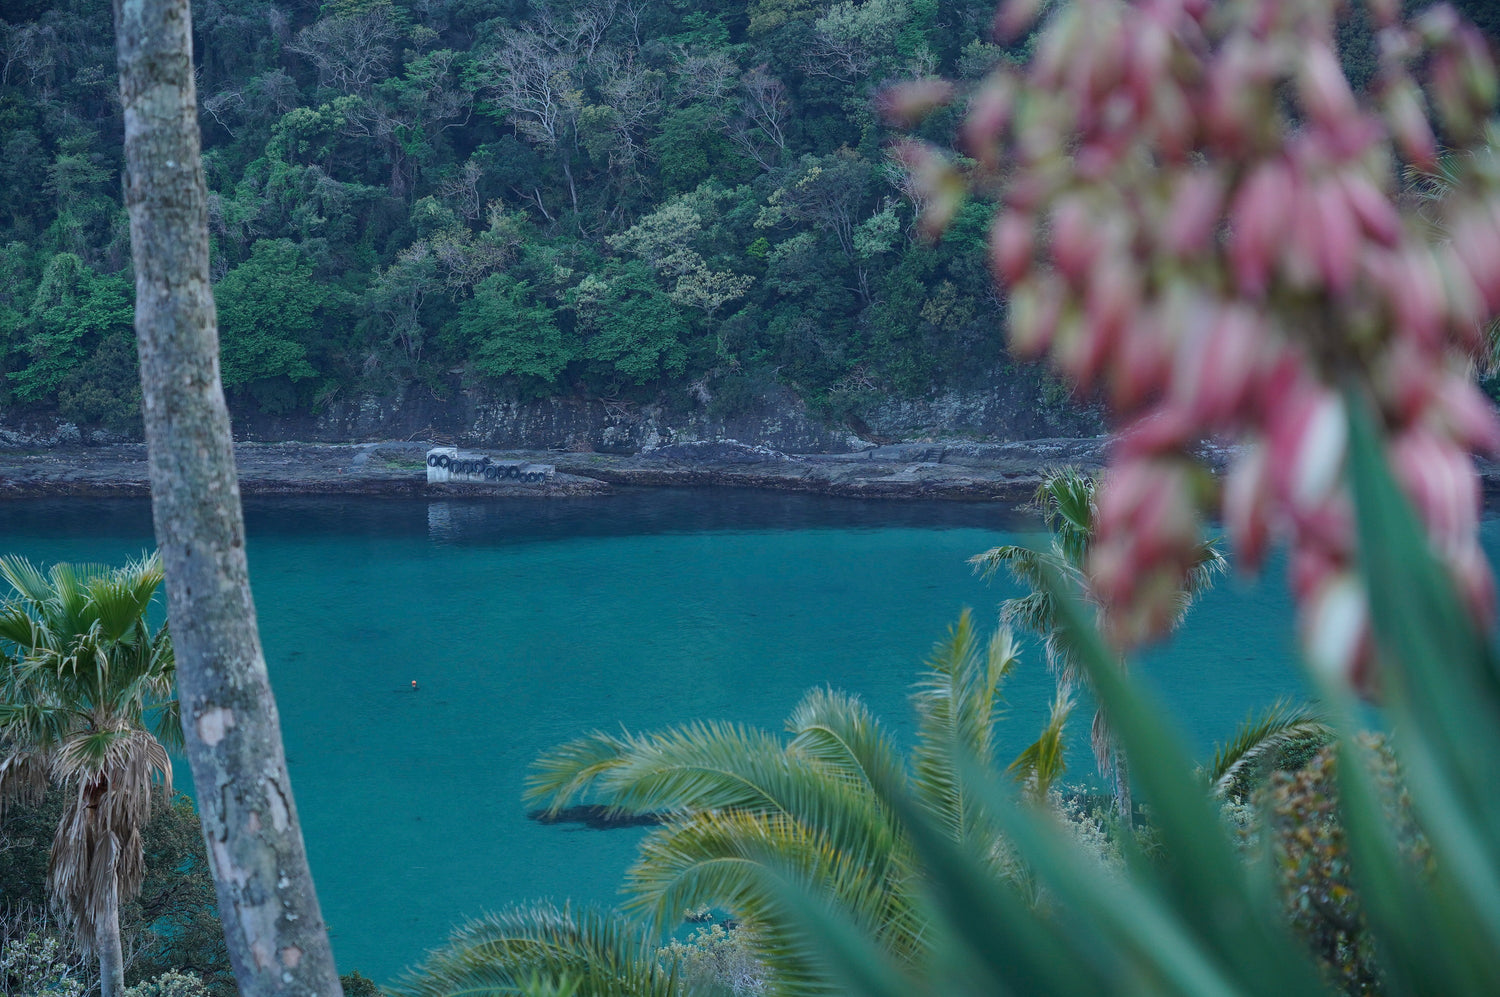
[0,0,1113,429]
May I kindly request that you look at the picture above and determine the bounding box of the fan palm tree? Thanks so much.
[0,553,179,997]
[971,467,1227,821]
[396,611,1031,997]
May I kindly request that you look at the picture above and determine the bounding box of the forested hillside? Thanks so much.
[0,0,1038,436]
[3,0,1496,439]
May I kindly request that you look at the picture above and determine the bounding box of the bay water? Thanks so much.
[0,491,1316,981]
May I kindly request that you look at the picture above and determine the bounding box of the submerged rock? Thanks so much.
[526,805,665,830]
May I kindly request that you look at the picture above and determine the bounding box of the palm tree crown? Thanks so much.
[0,552,178,997]
[397,612,1030,997]
[526,611,1016,991]
[972,468,1226,818]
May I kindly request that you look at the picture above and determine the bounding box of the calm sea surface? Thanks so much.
[0,491,1329,980]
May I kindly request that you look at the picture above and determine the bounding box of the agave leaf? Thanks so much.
[1038,562,1328,994]
[752,863,914,997]
[958,755,1253,997]
[881,777,1114,995]
[1341,398,1500,982]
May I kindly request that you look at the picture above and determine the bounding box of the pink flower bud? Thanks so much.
[1309,177,1361,295]
[962,73,1016,169]
[1085,252,1141,352]
[1031,5,1080,84]
[1338,172,1402,248]
[877,79,957,128]
[1171,303,1264,429]
[1382,79,1438,171]
[1050,196,1097,282]
[1148,81,1195,164]
[1223,443,1273,570]
[1052,305,1109,388]
[1290,543,1343,604]
[1428,373,1500,456]
[1432,46,1479,140]
[1438,246,1486,348]
[1375,338,1438,427]
[1299,572,1375,696]
[1414,4,1462,46]
[1267,387,1347,514]
[1229,160,1292,296]
[1391,247,1448,351]
[1448,209,1500,311]
[1006,275,1064,358]
[1164,169,1225,257]
[892,140,966,239]
[1249,346,1305,418]
[1298,43,1359,129]
[1115,406,1196,456]
[1281,176,1322,291]
[1108,312,1174,412]
[1449,540,1497,631]
[1180,0,1208,21]
[1367,0,1399,28]
[994,0,1045,43]
[1091,456,1205,645]
[990,210,1035,285]
[1126,19,1171,111]
[1291,493,1355,559]
[1078,12,1128,103]
[1458,26,1499,114]
[1389,425,1480,555]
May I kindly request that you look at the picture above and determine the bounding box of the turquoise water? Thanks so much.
[0,492,1312,981]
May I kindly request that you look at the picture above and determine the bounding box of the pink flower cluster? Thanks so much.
[892,0,1500,692]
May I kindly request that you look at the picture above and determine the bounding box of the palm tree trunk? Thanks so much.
[97,848,125,997]
[1113,748,1132,826]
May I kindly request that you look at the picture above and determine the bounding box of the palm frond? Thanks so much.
[1007,691,1073,802]
[1031,468,1096,567]
[522,730,635,814]
[1202,698,1332,799]
[392,903,677,997]
[0,554,57,607]
[969,542,1049,584]
[785,687,905,795]
[529,722,799,818]
[625,810,920,989]
[910,612,1016,840]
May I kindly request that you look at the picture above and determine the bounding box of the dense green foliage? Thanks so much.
[0,0,1054,430]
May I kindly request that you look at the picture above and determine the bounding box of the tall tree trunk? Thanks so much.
[1113,748,1132,826]
[97,845,125,997]
[110,3,344,997]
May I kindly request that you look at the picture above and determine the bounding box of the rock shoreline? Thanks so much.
[0,439,1115,502]
[6,439,1499,502]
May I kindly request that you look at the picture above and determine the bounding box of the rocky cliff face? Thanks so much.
[1,368,1103,453]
